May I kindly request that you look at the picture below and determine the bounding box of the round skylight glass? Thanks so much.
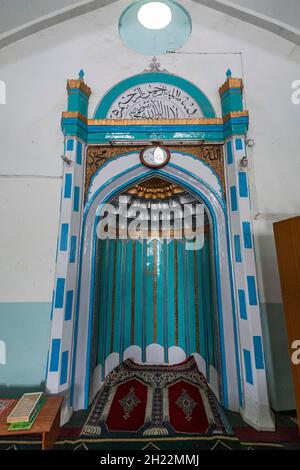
[119,0,192,55]
[137,2,172,30]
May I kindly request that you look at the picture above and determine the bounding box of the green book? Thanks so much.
[8,396,47,431]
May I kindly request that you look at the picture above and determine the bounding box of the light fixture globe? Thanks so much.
[137,2,172,30]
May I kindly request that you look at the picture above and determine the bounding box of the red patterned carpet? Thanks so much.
[81,356,231,437]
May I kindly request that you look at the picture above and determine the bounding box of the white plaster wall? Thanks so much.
[0,179,61,301]
[0,0,299,305]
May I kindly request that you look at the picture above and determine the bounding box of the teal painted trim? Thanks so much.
[94,72,215,119]
[60,350,69,385]
[253,336,265,370]
[187,249,196,355]
[106,240,115,359]
[177,241,185,351]
[124,240,133,350]
[238,172,248,198]
[64,174,72,198]
[243,349,254,385]
[238,289,247,320]
[73,186,80,212]
[61,117,88,142]
[145,242,154,346]
[61,115,249,142]
[50,340,59,374]
[67,89,89,117]
[76,141,82,165]
[223,117,249,138]
[66,139,74,151]
[201,243,210,379]
[0,302,51,395]
[55,278,65,308]
[162,240,169,362]
[226,141,233,165]
[120,240,127,360]
[234,235,242,263]
[102,238,110,373]
[235,138,243,150]
[134,241,143,347]
[183,243,191,356]
[65,290,74,321]
[247,276,258,306]
[60,223,69,251]
[230,186,238,212]
[167,241,175,348]
[113,240,122,353]
[221,88,243,116]
[156,241,164,346]
[196,248,206,359]
[141,240,147,362]
[242,221,252,249]
[69,236,77,264]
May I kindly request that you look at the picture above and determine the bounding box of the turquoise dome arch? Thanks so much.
[94,72,216,119]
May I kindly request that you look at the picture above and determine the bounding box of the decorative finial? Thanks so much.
[226,69,232,78]
[79,69,85,81]
[143,56,168,73]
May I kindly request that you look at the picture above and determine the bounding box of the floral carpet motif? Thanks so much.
[81,356,232,437]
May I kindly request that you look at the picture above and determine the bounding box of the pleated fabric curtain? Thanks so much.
[92,236,217,381]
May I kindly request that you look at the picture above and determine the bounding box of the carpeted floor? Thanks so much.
[0,357,299,451]
[0,408,298,450]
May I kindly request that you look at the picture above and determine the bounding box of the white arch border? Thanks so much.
[71,151,242,411]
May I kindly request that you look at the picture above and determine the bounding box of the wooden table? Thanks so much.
[0,396,64,450]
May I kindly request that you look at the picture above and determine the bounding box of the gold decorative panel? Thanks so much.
[85,145,225,201]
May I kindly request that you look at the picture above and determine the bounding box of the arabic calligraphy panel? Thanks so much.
[85,145,224,201]
[107,83,203,120]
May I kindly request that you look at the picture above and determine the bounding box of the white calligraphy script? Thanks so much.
[107,83,203,119]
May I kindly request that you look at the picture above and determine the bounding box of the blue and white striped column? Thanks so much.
[224,136,274,430]
[46,137,85,414]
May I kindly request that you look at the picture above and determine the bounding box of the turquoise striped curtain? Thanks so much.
[92,236,217,379]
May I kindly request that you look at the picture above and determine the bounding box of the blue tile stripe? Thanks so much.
[69,235,77,263]
[230,186,238,211]
[50,290,55,320]
[238,172,248,197]
[242,221,252,249]
[49,339,61,372]
[234,235,242,262]
[247,276,258,305]
[243,349,254,385]
[54,278,65,308]
[73,186,80,212]
[66,139,74,151]
[76,141,82,165]
[60,223,69,251]
[235,138,243,150]
[226,140,233,164]
[64,174,72,198]
[253,336,265,369]
[238,289,247,320]
[60,350,69,385]
[65,290,74,321]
